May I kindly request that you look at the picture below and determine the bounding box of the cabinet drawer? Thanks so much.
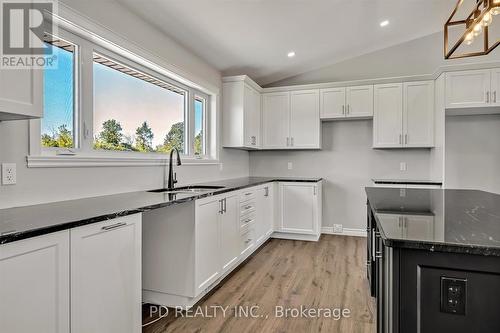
[240,201,256,216]
[240,190,256,202]
[240,228,255,256]
[240,216,255,234]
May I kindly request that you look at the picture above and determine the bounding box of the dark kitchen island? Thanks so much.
[366,187,500,333]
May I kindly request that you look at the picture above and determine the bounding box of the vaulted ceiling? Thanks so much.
[117,0,458,86]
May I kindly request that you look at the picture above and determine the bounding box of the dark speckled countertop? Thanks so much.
[0,177,322,244]
[366,187,500,256]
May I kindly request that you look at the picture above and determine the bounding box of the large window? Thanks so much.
[93,54,186,154]
[42,36,76,148]
[40,29,212,162]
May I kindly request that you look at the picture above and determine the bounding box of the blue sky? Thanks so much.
[43,45,202,147]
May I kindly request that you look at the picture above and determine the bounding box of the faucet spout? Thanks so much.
[167,148,182,189]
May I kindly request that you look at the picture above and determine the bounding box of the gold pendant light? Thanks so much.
[445,0,500,59]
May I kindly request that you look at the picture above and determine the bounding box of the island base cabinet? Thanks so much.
[71,214,142,333]
[0,231,70,333]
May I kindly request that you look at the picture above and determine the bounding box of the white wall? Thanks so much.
[267,32,500,87]
[445,114,500,194]
[249,120,432,230]
[0,0,249,209]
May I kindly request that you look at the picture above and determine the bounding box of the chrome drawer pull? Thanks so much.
[102,222,127,231]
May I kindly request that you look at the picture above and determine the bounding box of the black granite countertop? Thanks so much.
[0,177,322,245]
[366,187,500,256]
[371,178,443,186]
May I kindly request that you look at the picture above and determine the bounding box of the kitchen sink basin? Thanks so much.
[148,185,225,194]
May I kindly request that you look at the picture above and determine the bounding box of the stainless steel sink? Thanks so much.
[148,185,225,194]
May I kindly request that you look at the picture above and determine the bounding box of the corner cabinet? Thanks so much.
[71,214,142,333]
[222,76,261,149]
[275,181,322,241]
[0,231,70,333]
[320,85,373,120]
[0,67,43,120]
[262,90,321,149]
[373,81,434,148]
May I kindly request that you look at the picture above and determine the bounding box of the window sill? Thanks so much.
[27,155,220,168]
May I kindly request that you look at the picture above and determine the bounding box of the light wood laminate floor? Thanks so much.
[142,235,376,333]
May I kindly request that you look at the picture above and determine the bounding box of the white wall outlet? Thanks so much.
[333,224,343,233]
[400,162,407,171]
[287,162,293,170]
[2,163,16,185]
[219,163,224,171]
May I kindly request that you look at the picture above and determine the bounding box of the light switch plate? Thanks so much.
[287,162,293,170]
[2,163,16,185]
[333,224,343,233]
[400,162,407,171]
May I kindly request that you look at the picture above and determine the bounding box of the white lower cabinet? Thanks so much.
[276,181,322,241]
[255,184,274,245]
[71,214,142,333]
[219,194,239,273]
[195,197,223,293]
[0,231,70,333]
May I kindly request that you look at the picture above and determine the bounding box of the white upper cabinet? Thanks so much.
[374,81,434,149]
[346,85,374,118]
[489,68,500,107]
[289,89,320,148]
[445,69,491,108]
[71,215,142,333]
[373,83,403,148]
[262,92,290,149]
[0,67,43,120]
[223,77,261,149]
[0,231,70,333]
[320,85,373,120]
[403,81,434,148]
[320,87,346,119]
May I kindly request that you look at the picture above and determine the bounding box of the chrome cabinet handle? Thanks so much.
[219,200,223,214]
[264,187,269,197]
[405,134,408,145]
[342,105,345,115]
[347,104,350,114]
[313,187,317,196]
[244,205,252,210]
[399,134,402,145]
[291,137,294,146]
[102,222,127,231]
[223,198,227,213]
[286,137,290,146]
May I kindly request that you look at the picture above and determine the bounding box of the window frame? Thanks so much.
[29,23,216,166]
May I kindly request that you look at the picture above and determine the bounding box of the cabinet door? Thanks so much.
[244,84,261,147]
[262,92,290,148]
[0,67,42,120]
[220,194,239,272]
[373,83,403,148]
[445,69,491,108]
[376,214,404,237]
[280,183,318,235]
[290,89,320,148]
[490,68,500,106]
[320,87,346,119]
[346,85,373,118]
[255,186,273,245]
[195,198,222,293]
[0,231,70,333]
[403,215,434,240]
[71,214,142,333]
[403,81,434,148]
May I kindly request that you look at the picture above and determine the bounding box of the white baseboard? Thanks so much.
[321,227,367,238]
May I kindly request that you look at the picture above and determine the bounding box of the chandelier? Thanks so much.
[445,0,500,59]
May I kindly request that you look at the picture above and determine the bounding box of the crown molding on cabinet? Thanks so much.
[225,60,500,93]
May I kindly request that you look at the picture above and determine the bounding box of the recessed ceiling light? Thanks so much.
[287,51,296,58]
[380,20,390,27]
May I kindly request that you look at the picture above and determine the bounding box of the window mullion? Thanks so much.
[79,41,94,154]
[187,90,195,156]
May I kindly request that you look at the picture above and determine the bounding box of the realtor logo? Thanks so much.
[1,0,57,68]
